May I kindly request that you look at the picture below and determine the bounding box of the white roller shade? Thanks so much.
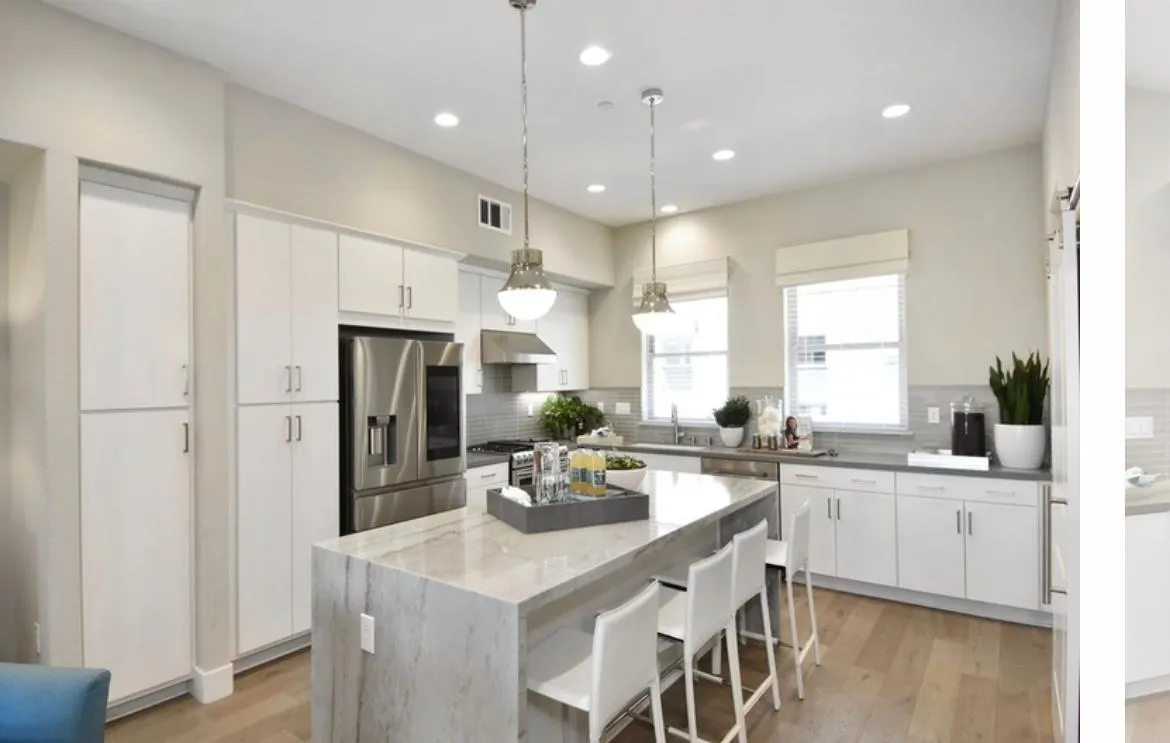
[774,229,909,287]
[632,257,729,305]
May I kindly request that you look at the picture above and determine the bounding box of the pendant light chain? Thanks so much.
[649,95,658,282]
[519,3,531,252]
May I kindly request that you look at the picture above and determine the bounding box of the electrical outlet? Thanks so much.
[526,404,534,417]
[597,402,605,413]
[1127,417,1155,440]
[360,613,375,654]
[927,407,940,424]
[616,402,631,415]
[34,622,40,655]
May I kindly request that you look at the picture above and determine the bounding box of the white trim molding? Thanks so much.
[191,662,234,704]
[632,257,729,304]
[775,229,909,287]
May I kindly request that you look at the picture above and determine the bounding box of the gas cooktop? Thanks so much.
[467,439,554,455]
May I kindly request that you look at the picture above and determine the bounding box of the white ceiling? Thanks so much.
[42,0,1058,226]
[1128,0,1170,91]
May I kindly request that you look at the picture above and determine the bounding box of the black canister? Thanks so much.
[950,399,986,457]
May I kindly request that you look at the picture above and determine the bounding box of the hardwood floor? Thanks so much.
[105,589,1054,743]
[1127,692,1170,743]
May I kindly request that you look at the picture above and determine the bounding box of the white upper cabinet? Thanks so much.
[562,291,591,391]
[479,273,535,333]
[289,225,339,402]
[457,271,483,395]
[338,233,404,316]
[512,289,590,392]
[237,215,338,404]
[404,249,458,323]
[236,214,293,405]
[80,181,191,412]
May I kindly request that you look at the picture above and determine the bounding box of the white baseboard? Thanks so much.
[233,632,311,675]
[192,662,234,704]
[801,574,1053,628]
[1127,674,1170,700]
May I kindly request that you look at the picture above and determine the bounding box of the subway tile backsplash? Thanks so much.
[1128,388,1170,474]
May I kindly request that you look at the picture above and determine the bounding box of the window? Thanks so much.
[642,296,729,422]
[784,274,907,431]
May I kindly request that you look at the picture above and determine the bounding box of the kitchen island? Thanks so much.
[310,470,779,743]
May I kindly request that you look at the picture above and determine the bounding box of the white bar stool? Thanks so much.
[655,541,747,743]
[730,519,783,714]
[764,501,822,699]
[527,581,667,743]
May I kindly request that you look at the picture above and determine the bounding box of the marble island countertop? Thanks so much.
[316,470,777,612]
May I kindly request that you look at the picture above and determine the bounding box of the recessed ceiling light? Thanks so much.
[881,103,911,119]
[712,149,736,161]
[579,46,612,66]
[434,112,459,128]
[586,184,606,194]
[660,204,679,214]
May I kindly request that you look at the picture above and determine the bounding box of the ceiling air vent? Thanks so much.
[478,195,512,235]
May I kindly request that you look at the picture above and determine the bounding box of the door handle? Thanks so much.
[285,415,293,442]
[956,510,961,534]
[407,286,413,310]
[826,499,832,519]
[182,365,190,396]
[182,423,190,453]
[295,365,303,392]
[398,284,404,309]
[284,365,292,393]
[967,511,973,535]
[835,497,841,520]
[296,415,303,441]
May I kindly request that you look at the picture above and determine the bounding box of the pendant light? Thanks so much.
[632,88,681,336]
[498,0,557,322]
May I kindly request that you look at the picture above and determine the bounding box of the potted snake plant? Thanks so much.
[988,352,1050,469]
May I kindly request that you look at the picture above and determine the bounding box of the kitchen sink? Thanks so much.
[623,442,710,454]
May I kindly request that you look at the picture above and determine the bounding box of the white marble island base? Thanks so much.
[311,471,779,743]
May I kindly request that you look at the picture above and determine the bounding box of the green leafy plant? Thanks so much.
[713,395,752,428]
[539,395,606,439]
[988,352,1050,425]
[605,453,646,470]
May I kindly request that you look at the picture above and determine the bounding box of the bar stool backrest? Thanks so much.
[685,541,735,652]
[731,519,769,611]
[788,501,812,575]
[590,580,661,741]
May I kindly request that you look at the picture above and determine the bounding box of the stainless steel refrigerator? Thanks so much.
[340,334,465,534]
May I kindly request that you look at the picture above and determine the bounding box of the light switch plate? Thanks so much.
[1127,417,1155,440]
[927,407,940,424]
[616,402,631,415]
[360,613,375,654]
[527,404,534,417]
[597,402,605,413]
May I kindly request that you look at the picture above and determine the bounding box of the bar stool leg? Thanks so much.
[649,675,667,743]
[805,572,822,665]
[724,622,749,743]
[786,576,804,700]
[683,654,699,742]
[758,590,782,711]
[711,635,723,676]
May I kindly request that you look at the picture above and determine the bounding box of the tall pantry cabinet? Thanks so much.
[234,212,340,654]
[79,176,194,703]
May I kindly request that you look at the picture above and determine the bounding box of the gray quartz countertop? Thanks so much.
[1126,481,1170,516]
[466,451,511,469]
[616,442,1052,482]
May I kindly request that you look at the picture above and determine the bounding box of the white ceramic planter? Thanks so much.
[993,423,1046,469]
[719,427,745,448]
[605,467,647,491]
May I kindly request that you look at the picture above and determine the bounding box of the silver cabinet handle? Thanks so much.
[1043,484,1068,600]
[285,415,292,442]
[795,473,818,480]
[850,477,876,485]
[398,285,404,309]
[296,415,303,441]
[480,472,495,480]
[183,422,190,453]
[182,365,190,396]
[284,365,292,393]
[826,499,832,519]
[835,497,841,520]
[918,484,945,492]
[956,510,961,534]
[967,511,973,535]
[407,286,413,310]
[295,365,303,392]
[985,489,1015,497]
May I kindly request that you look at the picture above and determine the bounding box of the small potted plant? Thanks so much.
[539,395,606,440]
[713,395,752,448]
[988,351,1050,469]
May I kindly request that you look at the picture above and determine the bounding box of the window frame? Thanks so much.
[783,273,909,434]
[640,293,730,424]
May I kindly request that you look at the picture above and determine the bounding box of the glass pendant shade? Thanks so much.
[631,281,683,336]
[498,248,557,321]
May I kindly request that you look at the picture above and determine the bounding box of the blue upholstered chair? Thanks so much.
[0,663,111,743]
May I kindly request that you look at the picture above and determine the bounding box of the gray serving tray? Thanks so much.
[486,485,650,534]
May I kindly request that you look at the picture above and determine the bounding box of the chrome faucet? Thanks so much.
[670,403,686,444]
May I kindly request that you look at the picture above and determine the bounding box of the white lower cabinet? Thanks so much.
[465,463,509,510]
[834,491,898,587]
[897,494,966,599]
[964,501,1039,610]
[1127,513,1170,686]
[780,485,836,576]
[238,402,339,654]
[81,409,192,702]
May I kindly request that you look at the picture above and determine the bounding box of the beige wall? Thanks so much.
[1126,88,1170,388]
[1042,0,1080,225]
[226,86,615,287]
[591,145,1048,390]
[0,182,12,661]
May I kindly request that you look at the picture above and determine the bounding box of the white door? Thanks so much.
[237,405,294,653]
[781,485,836,577]
[562,291,591,390]
[236,213,292,405]
[1049,201,1079,741]
[895,494,966,598]
[338,233,404,316]
[403,249,458,323]
[81,409,191,702]
[964,501,1040,611]
[79,181,191,412]
[834,491,897,586]
[457,272,483,394]
[291,402,340,634]
[290,225,339,402]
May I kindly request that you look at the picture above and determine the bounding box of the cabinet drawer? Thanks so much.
[465,464,509,488]
[896,472,1039,506]
[780,464,894,493]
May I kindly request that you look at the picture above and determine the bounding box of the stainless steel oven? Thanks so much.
[341,334,465,534]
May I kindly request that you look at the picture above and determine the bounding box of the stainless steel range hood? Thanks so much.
[480,330,557,365]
